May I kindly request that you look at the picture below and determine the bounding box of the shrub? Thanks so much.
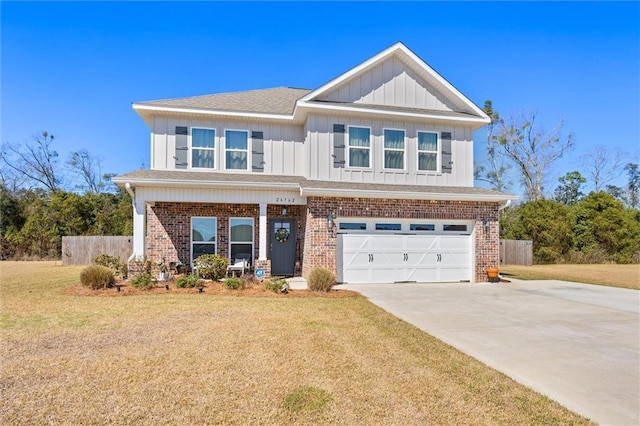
[93,253,126,275]
[307,267,335,292]
[80,265,115,290]
[194,254,229,280]
[223,276,244,290]
[130,273,154,290]
[175,274,202,288]
[265,277,288,293]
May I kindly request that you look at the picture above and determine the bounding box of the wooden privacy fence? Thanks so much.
[500,239,533,266]
[62,236,132,266]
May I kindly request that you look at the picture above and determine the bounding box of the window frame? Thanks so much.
[224,129,250,171]
[382,128,406,170]
[228,217,254,265]
[417,130,440,173]
[191,217,217,265]
[190,127,216,170]
[347,125,372,169]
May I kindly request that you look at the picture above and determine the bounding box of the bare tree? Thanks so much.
[581,146,624,192]
[494,112,574,201]
[475,100,511,192]
[68,149,113,193]
[0,131,62,192]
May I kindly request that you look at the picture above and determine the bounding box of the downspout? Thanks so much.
[499,199,512,211]
[125,183,137,262]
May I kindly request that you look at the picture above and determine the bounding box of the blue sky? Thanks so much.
[2,1,639,194]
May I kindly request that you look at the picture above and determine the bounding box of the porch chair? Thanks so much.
[227,258,249,277]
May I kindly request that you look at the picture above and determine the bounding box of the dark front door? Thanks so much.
[270,219,296,276]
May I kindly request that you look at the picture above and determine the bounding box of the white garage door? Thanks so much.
[337,234,472,284]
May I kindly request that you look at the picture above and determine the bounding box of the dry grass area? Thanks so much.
[1,261,592,425]
[500,264,640,290]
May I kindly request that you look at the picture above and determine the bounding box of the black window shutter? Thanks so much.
[251,131,264,173]
[441,132,452,174]
[333,124,346,168]
[175,126,188,169]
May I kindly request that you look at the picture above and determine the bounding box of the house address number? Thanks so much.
[275,197,296,203]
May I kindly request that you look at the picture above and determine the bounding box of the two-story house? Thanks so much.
[113,42,516,284]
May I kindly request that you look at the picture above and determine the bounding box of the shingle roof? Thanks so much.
[136,87,311,115]
[113,169,515,201]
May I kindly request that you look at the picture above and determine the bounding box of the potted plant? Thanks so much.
[486,267,500,283]
[157,258,169,281]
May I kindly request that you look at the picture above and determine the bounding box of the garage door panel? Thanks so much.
[338,234,472,284]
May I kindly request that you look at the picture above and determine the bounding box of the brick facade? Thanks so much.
[141,197,500,282]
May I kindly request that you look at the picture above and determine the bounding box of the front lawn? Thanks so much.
[0,261,592,424]
[500,263,640,290]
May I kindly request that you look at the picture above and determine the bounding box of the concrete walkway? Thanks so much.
[338,279,640,426]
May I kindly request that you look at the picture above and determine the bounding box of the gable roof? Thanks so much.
[132,42,489,126]
[298,42,489,121]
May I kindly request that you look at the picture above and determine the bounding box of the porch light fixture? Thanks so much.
[483,219,490,234]
[282,207,288,216]
[327,214,335,230]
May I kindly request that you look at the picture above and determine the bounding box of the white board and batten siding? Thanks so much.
[149,116,306,176]
[305,113,474,187]
[317,55,459,111]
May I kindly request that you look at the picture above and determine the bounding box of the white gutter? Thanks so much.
[112,177,301,191]
[295,101,490,125]
[300,186,518,203]
[132,103,295,122]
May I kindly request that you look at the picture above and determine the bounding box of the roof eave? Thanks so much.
[295,101,490,126]
[112,176,301,191]
[299,186,518,203]
[132,103,297,122]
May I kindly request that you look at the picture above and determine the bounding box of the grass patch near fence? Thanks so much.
[0,261,593,425]
[500,263,640,290]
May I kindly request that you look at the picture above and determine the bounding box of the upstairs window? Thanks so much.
[348,126,370,168]
[225,130,249,170]
[191,128,215,169]
[418,131,439,172]
[383,129,405,170]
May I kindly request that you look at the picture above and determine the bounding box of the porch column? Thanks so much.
[259,202,267,260]
[131,201,146,261]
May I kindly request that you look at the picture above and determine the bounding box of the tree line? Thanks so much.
[1,132,133,259]
[476,101,640,264]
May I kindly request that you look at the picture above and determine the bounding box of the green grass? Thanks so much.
[500,263,640,290]
[0,261,593,425]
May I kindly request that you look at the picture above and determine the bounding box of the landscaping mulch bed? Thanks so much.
[65,278,360,298]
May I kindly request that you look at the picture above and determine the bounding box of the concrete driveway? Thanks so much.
[339,279,640,425]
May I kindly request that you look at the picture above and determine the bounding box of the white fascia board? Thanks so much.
[299,42,403,102]
[112,177,301,191]
[398,46,490,120]
[132,103,296,122]
[296,101,490,125]
[300,186,518,203]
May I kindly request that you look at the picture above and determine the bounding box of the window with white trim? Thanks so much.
[383,129,405,170]
[348,126,370,168]
[191,128,215,169]
[418,131,439,172]
[225,130,249,170]
[229,218,254,265]
[191,217,217,264]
